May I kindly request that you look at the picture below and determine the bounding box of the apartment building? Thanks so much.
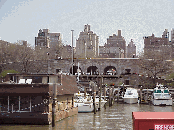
[75,24,99,59]
[107,30,126,58]
[127,39,136,58]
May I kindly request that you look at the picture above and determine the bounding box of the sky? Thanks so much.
[0,0,174,54]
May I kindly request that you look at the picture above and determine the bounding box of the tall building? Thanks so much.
[107,30,126,58]
[99,44,124,58]
[75,24,99,59]
[144,29,171,59]
[171,28,174,58]
[61,45,72,59]
[127,39,136,58]
[35,29,61,49]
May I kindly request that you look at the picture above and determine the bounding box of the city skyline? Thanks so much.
[1,0,174,54]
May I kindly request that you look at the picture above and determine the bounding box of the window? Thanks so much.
[56,69,61,73]
[125,80,129,85]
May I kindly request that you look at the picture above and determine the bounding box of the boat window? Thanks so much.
[155,94,161,96]
[154,90,161,93]
[164,94,170,96]
[164,90,169,93]
[128,93,133,95]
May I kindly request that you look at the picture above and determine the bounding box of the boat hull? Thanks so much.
[152,99,172,106]
[123,98,138,104]
[74,102,94,113]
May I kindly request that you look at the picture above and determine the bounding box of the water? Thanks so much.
[0,103,174,130]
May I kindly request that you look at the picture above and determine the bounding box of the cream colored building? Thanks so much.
[99,45,124,58]
[127,39,136,58]
[75,24,99,59]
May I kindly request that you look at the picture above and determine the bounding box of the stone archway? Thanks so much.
[70,66,82,75]
[104,66,116,75]
[87,66,98,75]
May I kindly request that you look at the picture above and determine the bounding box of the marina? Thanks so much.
[1,1,174,129]
[0,72,174,129]
[0,102,174,129]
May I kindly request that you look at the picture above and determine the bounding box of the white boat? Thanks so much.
[95,96,107,108]
[122,88,138,103]
[151,84,172,106]
[74,92,107,112]
[74,99,94,113]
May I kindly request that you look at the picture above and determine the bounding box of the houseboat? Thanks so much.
[0,73,78,125]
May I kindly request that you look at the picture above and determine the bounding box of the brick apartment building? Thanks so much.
[99,44,124,58]
[35,29,61,49]
[106,30,126,58]
[144,29,172,59]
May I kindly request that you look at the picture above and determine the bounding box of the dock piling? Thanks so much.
[98,76,102,111]
[140,86,142,103]
[117,87,120,103]
[52,83,57,127]
[92,81,96,114]
[109,85,111,107]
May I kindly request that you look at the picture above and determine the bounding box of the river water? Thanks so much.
[0,102,174,130]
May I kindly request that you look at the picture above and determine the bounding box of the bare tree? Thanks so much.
[33,47,49,73]
[138,50,173,87]
[17,44,35,73]
[0,42,20,71]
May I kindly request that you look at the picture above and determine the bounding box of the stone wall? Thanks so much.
[1,58,141,76]
[53,58,140,75]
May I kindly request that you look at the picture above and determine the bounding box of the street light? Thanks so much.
[71,30,74,75]
[47,52,50,74]
[47,47,50,74]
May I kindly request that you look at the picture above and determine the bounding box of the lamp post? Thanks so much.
[71,30,74,75]
[47,47,50,74]
[47,52,50,74]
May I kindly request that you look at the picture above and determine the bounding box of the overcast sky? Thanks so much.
[0,0,174,54]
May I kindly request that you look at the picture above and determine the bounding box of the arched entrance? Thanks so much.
[70,66,82,75]
[87,66,98,75]
[104,66,116,75]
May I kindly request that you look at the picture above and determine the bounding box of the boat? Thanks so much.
[74,96,94,113]
[95,96,107,108]
[122,88,138,103]
[151,84,172,106]
[74,92,107,112]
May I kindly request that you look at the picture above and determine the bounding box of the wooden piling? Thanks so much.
[104,83,106,109]
[84,87,86,98]
[92,81,96,114]
[52,83,57,127]
[123,83,125,97]
[72,97,74,107]
[98,76,102,111]
[112,86,114,106]
[117,87,119,103]
[52,100,55,127]
[140,86,142,104]
[104,84,106,101]
[109,85,111,107]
